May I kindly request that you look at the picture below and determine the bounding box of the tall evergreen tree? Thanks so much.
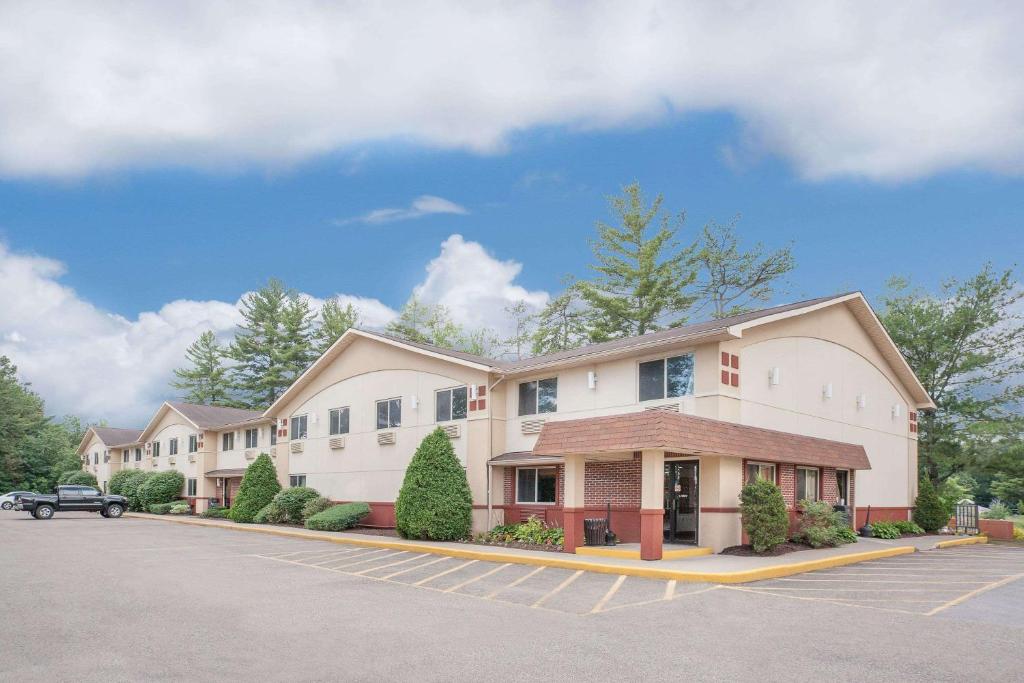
[0,356,47,491]
[577,182,697,340]
[385,296,435,344]
[531,279,592,355]
[277,294,317,379]
[502,300,535,360]
[693,217,795,319]
[171,331,236,406]
[315,299,360,354]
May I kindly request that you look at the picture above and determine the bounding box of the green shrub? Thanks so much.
[148,501,182,515]
[1013,527,1024,542]
[982,502,1011,520]
[108,469,138,495]
[271,486,321,524]
[395,428,473,541]
[138,470,185,509]
[832,525,859,544]
[480,517,563,547]
[913,478,948,533]
[60,471,98,486]
[229,454,282,524]
[254,502,288,524]
[301,496,333,521]
[305,502,370,531]
[893,520,925,535]
[795,499,857,548]
[869,521,902,539]
[739,478,789,553]
[200,506,231,519]
[169,503,190,515]
[121,471,153,511]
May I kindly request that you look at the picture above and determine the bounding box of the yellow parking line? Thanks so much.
[531,570,583,609]
[590,575,627,614]
[486,566,545,599]
[664,580,676,601]
[314,548,389,566]
[775,577,989,585]
[749,587,970,593]
[330,550,405,569]
[721,585,925,616]
[353,553,426,575]
[380,555,448,580]
[598,584,720,615]
[444,563,510,593]
[268,548,356,559]
[925,573,1024,616]
[414,560,478,586]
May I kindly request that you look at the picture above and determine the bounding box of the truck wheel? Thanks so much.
[106,504,124,518]
[34,505,54,520]
[1,501,12,510]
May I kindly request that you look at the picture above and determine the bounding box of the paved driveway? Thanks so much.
[2,511,1022,682]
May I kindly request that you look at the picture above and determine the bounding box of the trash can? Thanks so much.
[584,518,608,546]
[833,504,849,526]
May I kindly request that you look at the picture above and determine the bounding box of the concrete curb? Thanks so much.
[934,536,988,549]
[125,513,919,584]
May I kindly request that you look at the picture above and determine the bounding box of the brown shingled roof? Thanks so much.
[92,427,143,447]
[532,411,871,470]
[169,402,266,429]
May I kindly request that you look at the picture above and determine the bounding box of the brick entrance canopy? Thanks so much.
[528,411,871,560]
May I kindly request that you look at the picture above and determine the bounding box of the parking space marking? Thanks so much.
[590,574,627,614]
[774,577,988,585]
[381,555,448,580]
[597,584,720,615]
[354,553,427,576]
[413,559,477,586]
[333,550,409,569]
[925,573,1024,616]
[486,566,545,599]
[531,570,583,609]
[320,548,394,568]
[306,549,369,565]
[664,579,676,600]
[721,585,926,616]
[444,562,510,593]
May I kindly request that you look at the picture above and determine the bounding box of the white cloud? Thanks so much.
[338,195,469,225]
[0,2,1021,181]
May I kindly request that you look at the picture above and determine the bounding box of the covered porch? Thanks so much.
[202,468,247,511]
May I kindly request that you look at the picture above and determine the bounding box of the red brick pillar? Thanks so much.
[640,508,663,560]
[563,508,585,553]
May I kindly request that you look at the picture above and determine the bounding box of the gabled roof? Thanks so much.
[76,427,143,454]
[532,411,872,470]
[139,402,265,442]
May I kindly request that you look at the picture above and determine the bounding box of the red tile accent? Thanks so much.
[478,385,486,397]
[721,351,730,366]
[469,399,478,411]
[909,411,917,422]
[730,372,739,387]
[477,398,486,410]
[721,369,730,384]
[731,354,739,369]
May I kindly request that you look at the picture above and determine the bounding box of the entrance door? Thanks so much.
[664,461,699,544]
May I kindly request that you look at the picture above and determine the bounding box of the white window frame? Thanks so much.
[222,432,235,451]
[168,438,178,456]
[289,474,307,488]
[435,386,468,423]
[270,426,277,446]
[134,448,142,462]
[517,377,558,416]
[186,478,197,497]
[745,461,777,485]
[637,353,695,402]
[244,428,258,449]
[122,450,130,463]
[152,442,160,458]
[375,398,401,430]
[329,407,350,435]
[796,466,820,502]
[290,414,309,440]
[515,467,558,505]
[188,435,198,453]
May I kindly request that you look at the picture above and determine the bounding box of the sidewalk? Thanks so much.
[125,512,984,584]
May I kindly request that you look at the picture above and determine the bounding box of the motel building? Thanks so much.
[84,292,934,561]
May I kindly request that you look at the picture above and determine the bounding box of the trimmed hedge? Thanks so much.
[395,428,472,540]
[121,471,153,511]
[148,500,184,515]
[138,470,185,509]
[60,471,98,487]
[305,502,370,531]
[271,486,321,524]
[254,502,287,524]
[200,506,231,519]
[739,478,789,553]
[913,478,947,532]
[301,496,333,521]
[229,454,281,524]
[108,469,139,495]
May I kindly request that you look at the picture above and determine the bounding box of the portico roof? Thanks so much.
[532,411,871,470]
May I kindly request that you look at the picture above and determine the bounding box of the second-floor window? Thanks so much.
[639,353,694,402]
[168,438,178,456]
[329,407,350,435]
[188,435,198,453]
[244,428,258,448]
[134,448,142,462]
[290,415,308,440]
[376,398,401,429]
[270,425,277,446]
[222,432,235,451]
[152,442,160,458]
[93,452,98,464]
[518,378,557,416]
[435,387,468,422]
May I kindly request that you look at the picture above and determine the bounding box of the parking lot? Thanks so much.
[2,511,1023,681]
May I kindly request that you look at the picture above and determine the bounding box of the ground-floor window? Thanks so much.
[836,469,849,505]
[290,474,307,488]
[745,461,776,485]
[516,467,556,504]
[186,478,197,497]
[796,467,820,502]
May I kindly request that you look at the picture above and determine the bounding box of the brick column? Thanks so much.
[562,454,585,553]
[640,449,664,560]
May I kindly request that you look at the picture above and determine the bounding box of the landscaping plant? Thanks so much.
[229,453,282,523]
[739,478,789,553]
[301,495,333,521]
[59,471,98,487]
[982,502,1011,520]
[892,520,925,535]
[271,486,321,524]
[480,517,564,547]
[913,478,948,532]
[148,501,183,515]
[253,502,287,524]
[108,469,139,496]
[305,502,370,531]
[169,502,190,515]
[138,470,185,509]
[795,499,854,548]
[200,506,231,519]
[868,521,902,539]
[395,428,472,541]
[120,470,153,511]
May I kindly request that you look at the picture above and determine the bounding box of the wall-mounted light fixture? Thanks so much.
[469,385,479,400]
[587,370,597,390]
[822,383,833,400]
[892,404,902,419]
[856,394,867,410]
[411,395,419,409]
[769,367,781,386]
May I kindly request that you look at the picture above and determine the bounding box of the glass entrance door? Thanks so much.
[664,461,699,544]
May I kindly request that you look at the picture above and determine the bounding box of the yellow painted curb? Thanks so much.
[935,536,988,549]
[575,545,713,560]
[125,513,916,584]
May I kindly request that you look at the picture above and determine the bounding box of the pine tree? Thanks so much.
[171,331,236,406]
[503,300,535,360]
[315,299,359,354]
[577,182,698,340]
[385,296,435,343]
[531,279,592,355]
[277,294,317,380]
[0,356,47,491]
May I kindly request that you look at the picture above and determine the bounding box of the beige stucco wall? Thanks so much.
[141,409,217,501]
[80,433,116,492]
[213,423,276,471]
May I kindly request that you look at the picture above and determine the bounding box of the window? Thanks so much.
[222,432,235,451]
[122,450,129,463]
[639,354,694,401]
[329,407,350,435]
[270,426,277,446]
[435,387,468,422]
[245,428,258,449]
[745,462,777,485]
[134,448,142,462]
[290,415,308,440]
[290,475,307,488]
[152,442,160,458]
[797,467,820,502]
[93,452,98,464]
[168,438,178,456]
[186,478,197,497]
[81,487,100,497]
[518,378,557,416]
[376,399,401,429]
[516,467,557,504]
[188,435,198,453]
[836,470,850,506]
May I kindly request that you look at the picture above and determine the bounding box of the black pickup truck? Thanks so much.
[18,485,127,520]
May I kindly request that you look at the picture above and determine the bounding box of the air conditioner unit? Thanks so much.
[188,454,196,464]
[290,441,304,454]
[441,424,460,439]
[329,437,346,450]
[245,449,257,460]
[167,457,176,465]
[150,459,158,468]
[520,419,546,435]
[377,431,396,445]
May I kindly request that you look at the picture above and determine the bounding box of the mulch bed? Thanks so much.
[343,526,400,537]
[719,541,815,557]
[461,539,564,554]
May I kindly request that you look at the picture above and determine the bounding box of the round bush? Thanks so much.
[301,496,333,521]
[200,506,231,519]
[121,471,154,511]
[739,478,789,553]
[395,428,472,541]
[138,470,185,509]
[108,469,138,496]
[912,478,948,532]
[253,502,287,524]
[305,502,370,531]
[60,471,98,487]
[271,486,321,524]
[229,454,281,524]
